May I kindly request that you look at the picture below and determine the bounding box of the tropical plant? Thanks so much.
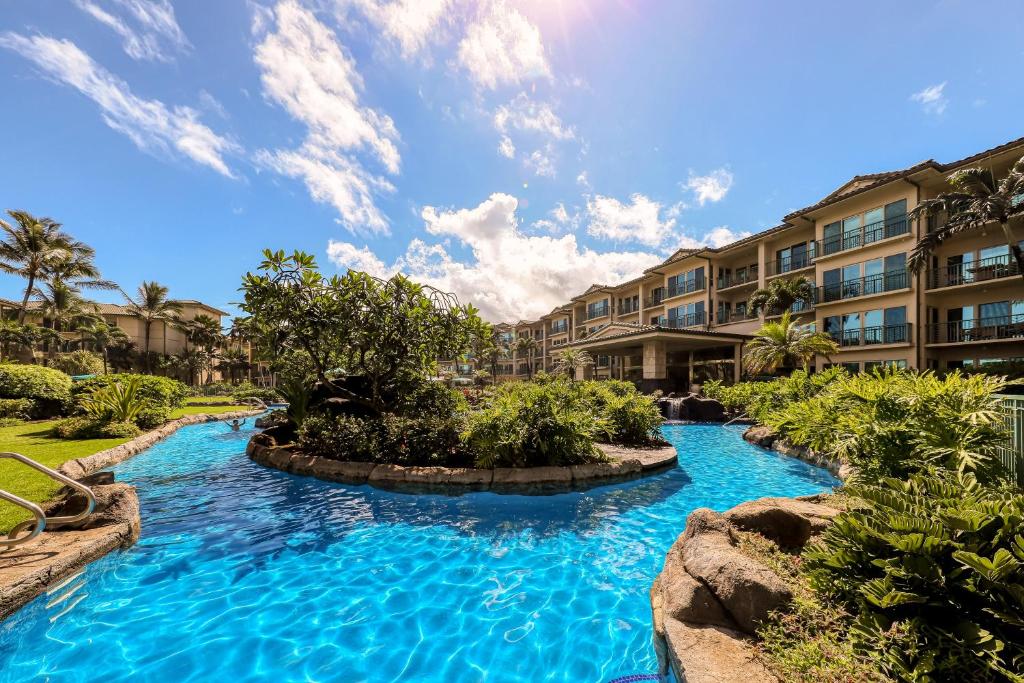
[277,375,311,428]
[749,276,816,316]
[38,243,117,293]
[744,311,839,374]
[51,350,104,376]
[80,376,147,423]
[514,335,539,379]
[907,155,1024,280]
[298,412,472,467]
[0,210,88,323]
[77,321,129,374]
[0,319,40,360]
[34,280,99,358]
[765,368,1013,483]
[464,380,604,468]
[803,471,1024,682]
[574,379,664,444]
[217,347,250,385]
[553,347,595,380]
[72,373,188,410]
[239,250,482,416]
[0,363,73,417]
[123,281,182,374]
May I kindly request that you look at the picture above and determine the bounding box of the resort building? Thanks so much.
[454,136,1024,392]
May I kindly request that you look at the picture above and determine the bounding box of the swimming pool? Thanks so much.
[0,422,837,682]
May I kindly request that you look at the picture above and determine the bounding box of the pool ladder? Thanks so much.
[0,451,97,550]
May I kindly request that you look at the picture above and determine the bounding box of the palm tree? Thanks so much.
[743,311,839,375]
[0,319,36,360]
[514,335,539,380]
[123,281,182,374]
[907,155,1024,280]
[35,280,98,359]
[79,321,129,374]
[748,276,815,315]
[40,245,118,293]
[0,210,87,323]
[218,347,249,385]
[554,347,595,380]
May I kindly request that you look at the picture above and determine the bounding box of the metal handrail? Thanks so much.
[0,452,96,549]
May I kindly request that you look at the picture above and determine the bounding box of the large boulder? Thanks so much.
[678,509,793,634]
[725,497,839,548]
[44,482,141,543]
[742,425,778,448]
[680,394,726,422]
[654,534,736,629]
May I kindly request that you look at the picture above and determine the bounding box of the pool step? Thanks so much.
[44,573,90,623]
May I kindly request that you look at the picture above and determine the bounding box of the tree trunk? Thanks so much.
[998,220,1024,283]
[18,272,35,324]
[102,348,108,375]
[144,320,152,374]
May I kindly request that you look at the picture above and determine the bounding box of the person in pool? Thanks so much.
[228,418,246,432]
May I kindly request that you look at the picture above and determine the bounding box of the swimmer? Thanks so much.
[228,418,246,432]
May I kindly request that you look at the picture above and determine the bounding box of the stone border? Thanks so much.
[58,410,262,479]
[742,425,851,480]
[247,440,678,495]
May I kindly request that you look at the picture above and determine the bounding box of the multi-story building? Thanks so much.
[459,136,1024,393]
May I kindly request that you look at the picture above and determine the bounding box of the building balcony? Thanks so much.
[816,270,908,305]
[926,314,1024,345]
[716,309,759,325]
[586,305,610,320]
[665,280,706,299]
[716,267,759,290]
[765,251,816,278]
[831,323,912,348]
[767,298,815,317]
[549,321,569,335]
[815,215,909,258]
[926,254,1020,290]
[661,312,708,329]
[617,301,640,315]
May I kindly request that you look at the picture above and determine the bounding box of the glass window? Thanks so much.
[823,268,841,302]
[824,315,841,341]
[863,207,884,244]
[884,253,907,290]
[842,214,862,250]
[841,312,861,346]
[864,309,883,344]
[842,263,861,299]
[884,306,907,343]
[823,221,842,255]
[791,242,808,269]
[864,258,884,295]
[884,199,908,237]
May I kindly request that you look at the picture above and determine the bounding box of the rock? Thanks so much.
[661,620,778,683]
[655,535,736,628]
[680,394,727,421]
[570,460,640,485]
[743,425,778,448]
[491,466,572,492]
[43,483,141,543]
[254,410,289,429]
[445,468,493,489]
[725,497,840,548]
[679,509,793,634]
[76,471,115,487]
[313,459,377,485]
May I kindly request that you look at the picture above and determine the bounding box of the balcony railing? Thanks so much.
[549,321,569,334]
[661,312,707,329]
[766,250,816,277]
[617,300,640,315]
[665,278,706,299]
[816,215,909,257]
[716,309,758,324]
[830,323,912,348]
[767,298,815,316]
[927,254,1020,289]
[643,292,665,309]
[586,304,610,320]
[817,270,908,304]
[717,267,758,290]
[927,313,1024,344]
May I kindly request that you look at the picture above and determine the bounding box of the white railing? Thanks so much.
[995,395,1024,485]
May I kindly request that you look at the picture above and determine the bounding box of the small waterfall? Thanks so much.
[658,396,686,421]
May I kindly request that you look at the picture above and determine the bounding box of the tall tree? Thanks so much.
[123,281,182,374]
[554,347,595,381]
[743,311,839,375]
[40,245,118,293]
[35,280,98,359]
[0,210,85,323]
[79,321,129,375]
[907,155,1024,280]
[514,335,539,380]
[748,276,815,315]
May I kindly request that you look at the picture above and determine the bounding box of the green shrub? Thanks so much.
[398,379,470,417]
[0,363,73,417]
[803,471,1024,682]
[465,381,603,467]
[51,350,104,376]
[0,397,34,420]
[298,412,473,467]
[766,368,1011,483]
[0,417,23,427]
[575,379,663,444]
[80,376,147,423]
[231,382,279,404]
[703,369,845,422]
[51,416,142,439]
[73,374,188,409]
[135,405,171,429]
[197,381,235,396]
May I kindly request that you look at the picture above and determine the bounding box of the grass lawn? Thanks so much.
[169,404,250,419]
[0,420,133,534]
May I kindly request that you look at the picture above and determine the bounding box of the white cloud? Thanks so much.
[457,1,550,89]
[576,170,591,189]
[685,168,733,206]
[586,193,679,247]
[253,0,400,234]
[531,202,576,234]
[911,81,948,115]
[325,240,392,278]
[72,0,190,62]
[525,147,556,177]
[702,226,751,248]
[0,32,238,177]
[498,135,516,158]
[345,0,452,59]
[493,93,574,141]
[327,194,659,320]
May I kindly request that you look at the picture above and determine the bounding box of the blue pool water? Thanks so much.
[0,422,837,682]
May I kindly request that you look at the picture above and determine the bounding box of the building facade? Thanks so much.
[447,136,1024,392]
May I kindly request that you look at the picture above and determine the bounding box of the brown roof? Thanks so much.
[19,299,229,317]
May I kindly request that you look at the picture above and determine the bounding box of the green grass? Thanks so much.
[0,420,132,533]
[169,404,249,418]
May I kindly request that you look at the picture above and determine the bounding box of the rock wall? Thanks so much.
[650,496,839,683]
[741,425,853,480]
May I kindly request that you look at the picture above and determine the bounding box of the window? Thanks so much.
[863,309,883,344]
[884,199,908,238]
[884,306,907,343]
[842,214,862,251]
[667,267,705,297]
[823,221,842,255]
[864,359,908,372]
[667,301,705,327]
[587,299,609,319]
[841,312,861,346]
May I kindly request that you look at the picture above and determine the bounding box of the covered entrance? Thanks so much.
[561,322,751,394]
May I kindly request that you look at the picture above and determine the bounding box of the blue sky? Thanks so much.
[0,0,1022,321]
